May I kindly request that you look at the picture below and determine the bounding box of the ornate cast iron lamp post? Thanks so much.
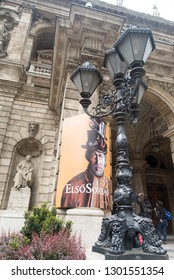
[70,27,168,259]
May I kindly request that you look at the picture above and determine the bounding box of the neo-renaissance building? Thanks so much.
[0,0,174,246]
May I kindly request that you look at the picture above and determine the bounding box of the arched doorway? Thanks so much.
[144,151,173,234]
[147,182,172,234]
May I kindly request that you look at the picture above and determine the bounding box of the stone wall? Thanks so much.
[0,85,58,209]
[0,1,61,210]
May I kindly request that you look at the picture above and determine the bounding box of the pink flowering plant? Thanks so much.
[0,203,86,260]
[16,230,86,260]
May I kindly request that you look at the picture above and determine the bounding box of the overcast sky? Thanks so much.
[101,0,173,22]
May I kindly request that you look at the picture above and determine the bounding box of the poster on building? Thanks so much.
[56,114,112,210]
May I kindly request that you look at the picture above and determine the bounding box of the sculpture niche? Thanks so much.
[7,155,34,211]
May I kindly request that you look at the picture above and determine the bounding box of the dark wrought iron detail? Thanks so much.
[94,211,167,256]
[95,88,116,114]
[93,107,167,256]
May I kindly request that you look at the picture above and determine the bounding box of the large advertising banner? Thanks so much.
[56,114,112,210]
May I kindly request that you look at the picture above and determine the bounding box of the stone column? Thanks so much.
[65,208,104,249]
[131,160,147,194]
[163,127,174,164]
[131,160,147,213]
[0,8,33,82]
[7,11,32,61]
[162,128,174,233]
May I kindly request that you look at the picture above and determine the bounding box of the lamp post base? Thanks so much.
[92,246,169,260]
[92,209,168,259]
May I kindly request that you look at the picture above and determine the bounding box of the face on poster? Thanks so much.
[56,114,112,210]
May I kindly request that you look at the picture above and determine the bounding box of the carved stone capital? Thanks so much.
[0,10,15,57]
[18,2,35,15]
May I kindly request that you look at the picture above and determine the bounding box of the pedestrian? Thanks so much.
[136,192,153,218]
[154,200,168,244]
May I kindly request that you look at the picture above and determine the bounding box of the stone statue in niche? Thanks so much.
[0,18,10,57]
[28,122,39,138]
[13,155,34,189]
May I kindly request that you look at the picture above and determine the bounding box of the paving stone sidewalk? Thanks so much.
[163,234,174,260]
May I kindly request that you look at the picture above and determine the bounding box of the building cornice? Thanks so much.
[49,3,125,111]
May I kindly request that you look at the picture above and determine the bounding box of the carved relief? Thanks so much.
[28,122,39,138]
[67,44,80,62]
[169,86,174,97]
[152,80,174,96]
[82,36,103,54]
[0,12,15,57]
[18,3,34,15]
[145,62,172,77]
[31,15,53,31]
[73,15,81,31]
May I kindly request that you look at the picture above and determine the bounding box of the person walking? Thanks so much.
[136,192,153,218]
[154,200,168,244]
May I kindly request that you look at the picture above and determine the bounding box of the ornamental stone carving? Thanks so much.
[16,138,43,158]
[17,3,34,15]
[28,122,39,138]
[13,155,34,189]
[0,13,14,57]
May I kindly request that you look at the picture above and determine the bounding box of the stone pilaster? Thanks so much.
[131,160,147,195]
[163,127,174,164]
[7,10,32,62]
[0,8,33,82]
[65,208,104,249]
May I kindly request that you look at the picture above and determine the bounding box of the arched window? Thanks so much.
[145,154,167,169]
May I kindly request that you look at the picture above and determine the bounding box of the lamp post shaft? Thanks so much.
[115,112,133,190]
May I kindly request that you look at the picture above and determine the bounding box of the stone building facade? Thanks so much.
[0,0,174,239]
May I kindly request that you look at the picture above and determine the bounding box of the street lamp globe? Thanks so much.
[70,61,102,98]
[114,27,156,68]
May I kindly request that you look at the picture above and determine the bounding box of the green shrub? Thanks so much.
[0,204,86,260]
[21,203,72,240]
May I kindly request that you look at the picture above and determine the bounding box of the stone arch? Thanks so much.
[30,22,54,61]
[143,140,172,170]
[30,20,54,36]
[144,84,174,128]
[26,22,54,87]
[5,138,43,210]
[131,85,174,232]
[133,84,174,158]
